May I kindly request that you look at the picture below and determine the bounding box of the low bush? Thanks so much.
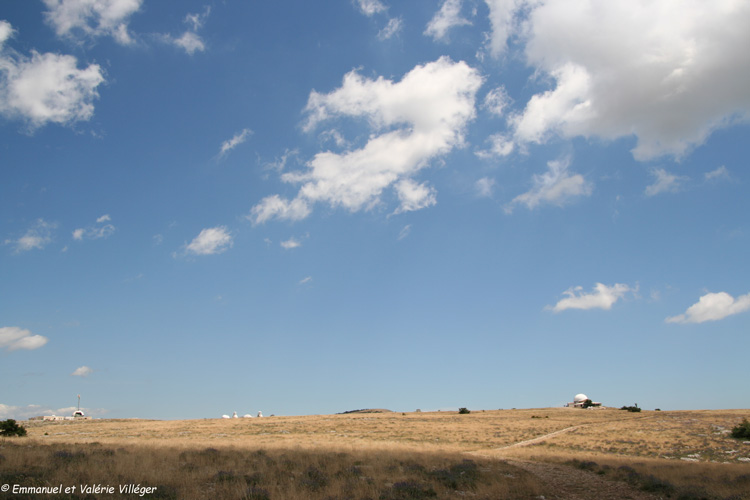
[0,419,27,437]
[620,405,642,413]
[730,418,750,439]
[458,408,470,414]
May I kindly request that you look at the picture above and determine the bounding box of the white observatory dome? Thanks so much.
[574,393,588,403]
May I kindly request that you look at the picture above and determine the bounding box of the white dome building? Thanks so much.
[567,393,601,408]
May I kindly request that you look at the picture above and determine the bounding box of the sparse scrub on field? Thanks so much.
[0,440,546,500]
[560,457,750,500]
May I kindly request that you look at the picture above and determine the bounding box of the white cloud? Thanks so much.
[705,165,730,181]
[394,179,437,214]
[299,276,313,285]
[0,326,49,352]
[354,0,387,16]
[475,177,495,197]
[172,31,204,55]
[476,133,514,159]
[506,156,592,212]
[549,283,634,312]
[483,0,524,57]
[666,291,750,324]
[162,6,210,55]
[645,168,688,196]
[184,226,233,256]
[71,366,93,377]
[72,214,115,240]
[505,0,750,160]
[249,195,311,225]
[280,237,301,250]
[378,17,403,41]
[264,148,300,173]
[0,23,105,129]
[5,219,56,253]
[398,224,412,240]
[219,128,253,157]
[184,6,211,31]
[42,0,143,45]
[251,57,482,223]
[425,0,472,41]
[483,86,511,117]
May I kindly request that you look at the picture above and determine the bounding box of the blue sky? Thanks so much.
[1,0,749,420]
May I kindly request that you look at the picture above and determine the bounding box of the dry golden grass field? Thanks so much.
[2,407,749,499]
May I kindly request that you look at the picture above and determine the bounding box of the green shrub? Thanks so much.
[458,408,470,414]
[0,419,27,437]
[731,418,750,439]
[620,406,641,413]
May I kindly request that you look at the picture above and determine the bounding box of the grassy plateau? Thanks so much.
[1,408,749,499]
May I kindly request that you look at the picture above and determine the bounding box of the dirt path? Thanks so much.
[466,417,665,500]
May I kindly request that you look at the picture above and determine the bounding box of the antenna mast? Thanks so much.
[78,394,81,412]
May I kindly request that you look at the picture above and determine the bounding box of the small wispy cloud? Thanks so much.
[354,0,387,17]
[5,219,57,253]
[424,0,472,41]
[475,177,495,198]
[162,6,211,55]
[182,226,233,256]
[645,168,688,196]
[219,128,253,158]
[281,237,301,250]
[378,17,403,40]
[71,366,93,377]
[705,165,730,182]
[299,276,313,285]
[398,224,412,240]
[73,214,115,241]
[506,157,592,213]
[548,283,635,312]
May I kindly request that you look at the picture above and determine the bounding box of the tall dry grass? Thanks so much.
[0,439,545,500]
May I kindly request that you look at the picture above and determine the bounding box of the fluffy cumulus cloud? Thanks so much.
[250,57,482,223]
[489,0,750,160]
[4,219,57,253]
[184,226,233,256]
[219,128,253,158]
[42,0,143,45]
[72,214,115,241]
[71,366,93,377]
[666,291,750,324]
[0,21,105,129]
[0,326,49,352]
[549,283,635,312]
[506,157,592,212]
[425,0,472,41]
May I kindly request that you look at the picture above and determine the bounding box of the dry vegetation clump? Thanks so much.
[561,456,750,500]
[0,439,546,500]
